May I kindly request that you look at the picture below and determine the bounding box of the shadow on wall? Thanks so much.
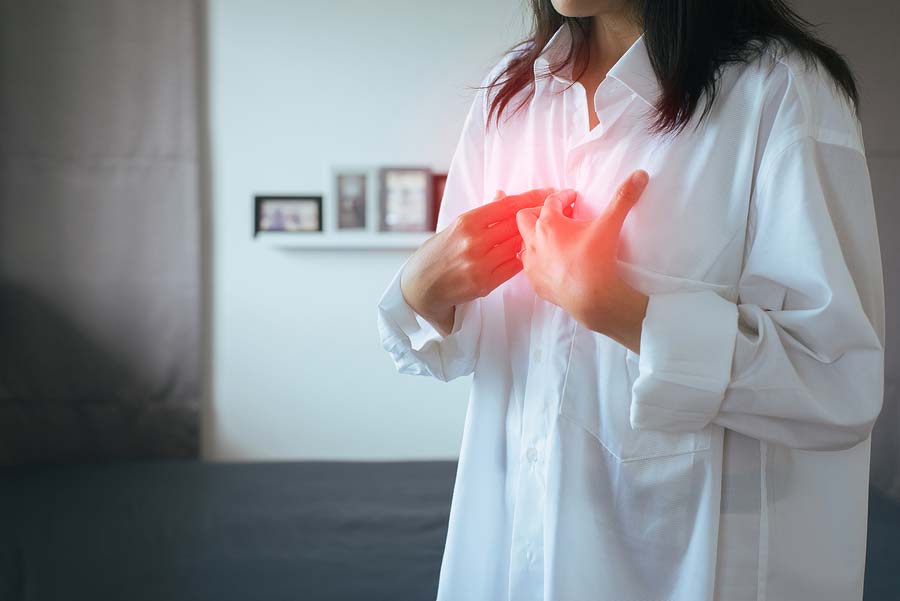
[0,284,198,465]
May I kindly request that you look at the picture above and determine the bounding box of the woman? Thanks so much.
[377,1,885,600]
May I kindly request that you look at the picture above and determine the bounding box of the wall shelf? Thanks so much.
[255,231,431,250]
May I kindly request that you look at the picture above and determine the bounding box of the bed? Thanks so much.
[1,460,897,600]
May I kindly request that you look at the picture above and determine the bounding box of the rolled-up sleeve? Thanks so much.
[377,261,482,381]
[630,136,885,451]
[376,84,487,382]
[630,289,739,432]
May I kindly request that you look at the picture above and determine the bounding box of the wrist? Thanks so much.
[399,272,455,336]
[576,283,648,354]
[415,300,455,337]
[607,286,648,354]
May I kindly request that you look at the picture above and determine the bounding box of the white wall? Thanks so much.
[206,0,527,460]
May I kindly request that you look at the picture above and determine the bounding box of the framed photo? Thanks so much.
[431,172,448,231]
[332,168,371,231]
[378,167,433,232]
[254,195,322,235]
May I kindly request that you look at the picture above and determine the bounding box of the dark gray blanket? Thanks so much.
[0,461,897,601]
[0,461,456,601]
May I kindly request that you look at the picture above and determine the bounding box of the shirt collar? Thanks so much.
[533,25,659,108]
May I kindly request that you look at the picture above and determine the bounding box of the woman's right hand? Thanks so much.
[400,188,563,336]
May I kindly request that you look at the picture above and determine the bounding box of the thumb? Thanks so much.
[516,206,540,246]
[601,170,648,234]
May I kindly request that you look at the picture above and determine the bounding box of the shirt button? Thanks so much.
[526,447,538,462]
[526,550,534,562]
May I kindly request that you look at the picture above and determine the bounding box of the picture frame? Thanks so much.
[378,167,433,232]
[252,167,443,248]
[331,168,372,231]
[431,172,448,231]
[254,195,323,235]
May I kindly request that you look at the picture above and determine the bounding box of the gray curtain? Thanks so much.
[870,195,899,500]
[0,0,202,462]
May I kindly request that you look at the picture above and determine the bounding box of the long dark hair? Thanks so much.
[486,0,858,134]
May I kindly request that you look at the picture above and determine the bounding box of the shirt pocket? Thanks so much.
[557,262,737,463]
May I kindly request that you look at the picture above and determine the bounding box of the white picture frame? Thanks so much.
[330,165,377,234]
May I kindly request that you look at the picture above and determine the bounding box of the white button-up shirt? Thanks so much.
[377,26,885,601]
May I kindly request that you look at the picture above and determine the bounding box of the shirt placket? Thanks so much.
[508,297,553,601]
[508,78,639,600]
[508,81,591,600]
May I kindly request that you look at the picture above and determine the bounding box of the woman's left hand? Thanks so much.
[515,170,651,353]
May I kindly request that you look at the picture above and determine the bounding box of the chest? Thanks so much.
[484,83,761,288]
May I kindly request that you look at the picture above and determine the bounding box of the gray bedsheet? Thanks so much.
[0,460,897,601]
[0,461,456,601]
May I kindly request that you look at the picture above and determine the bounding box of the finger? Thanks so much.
[600,170,648,233]
[492,189,506,201]
[516,206,540,247]
[482,216,521,247]
[538,189,577,223]
[485,234,523,267]
[483,189,561,245]
[487,257,524,290]
[478,187,556,224]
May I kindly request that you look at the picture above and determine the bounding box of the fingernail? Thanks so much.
[632,170,649,186]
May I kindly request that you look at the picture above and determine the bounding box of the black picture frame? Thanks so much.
[254,195,323,236]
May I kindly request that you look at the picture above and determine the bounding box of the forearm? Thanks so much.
[399,242,457,337]
[576,284,648,354]
[412,299,456,338]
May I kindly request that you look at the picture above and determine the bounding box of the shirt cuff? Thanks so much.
[630,289,739,432]
[376,260,480,381]
[378,260,460,350]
